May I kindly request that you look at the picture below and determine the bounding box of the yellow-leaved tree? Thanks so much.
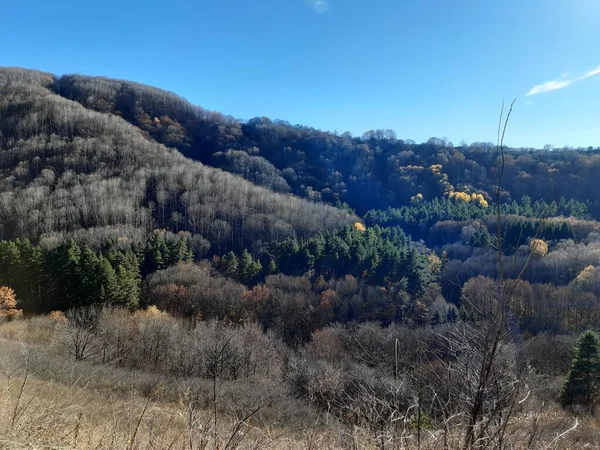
[529,238,549,257]
[427,253,442,276]
[353,222,367,232]
[410,193,424,204]
[0,286,22,320]
[571,265,597,291]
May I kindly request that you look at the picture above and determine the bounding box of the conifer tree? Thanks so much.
[252,259,263,281]
[16,239,45,311]
[561,330,600,408]
[0,240,21,286]
[221,252,239,279]
[238,249,262,284]
[96,256,119,304]
[166,235,193,266]
[143,232,168,274]
[267,259,277,275]
[238,249,254,282]
[114,264,139,308]
[79,246,101,302]
[46,240,82,308]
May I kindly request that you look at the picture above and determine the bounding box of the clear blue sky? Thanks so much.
[2,0,599,148]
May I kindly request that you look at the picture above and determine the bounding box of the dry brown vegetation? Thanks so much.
[0,315,598,450]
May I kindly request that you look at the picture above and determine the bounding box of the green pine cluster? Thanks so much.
[269,225,433,296]
[218,249,263,284]
[365,196,578,249]
[365,196,584,243]
[141,230,193,275]
[561,330,600,409]
[0,233,195,312]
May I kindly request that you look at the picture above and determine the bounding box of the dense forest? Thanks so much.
[2,66,600,448]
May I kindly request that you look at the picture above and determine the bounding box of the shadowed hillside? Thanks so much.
[53,72,600,216]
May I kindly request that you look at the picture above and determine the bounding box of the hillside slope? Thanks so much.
[0,67,356,253]
[53,73,600,216]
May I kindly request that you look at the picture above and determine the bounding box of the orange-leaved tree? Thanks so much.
[0,286,22,320]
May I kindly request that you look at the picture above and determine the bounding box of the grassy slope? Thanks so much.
[0,318,598,450]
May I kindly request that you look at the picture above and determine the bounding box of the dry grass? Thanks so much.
[1,317,599,449]
[0,319,325,449]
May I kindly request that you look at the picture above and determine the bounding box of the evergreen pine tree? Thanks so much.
[143,231,168,274]
[561,330,600,408]
[123,248,142,288]
[16,239,45,311]
[47,240,82,308]
[239,249,255,283]
[252,259,263,281]
[268,259,277,275]
[96,256,119,305]
[115,264,140,308]
[79,246,101,304]
[166,235,193,265]
[0,240,21,287]
[221,252,239,279]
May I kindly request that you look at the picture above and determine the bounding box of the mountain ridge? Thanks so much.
[35,68,600,218]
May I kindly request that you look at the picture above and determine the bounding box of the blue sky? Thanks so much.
[2,0,599,148]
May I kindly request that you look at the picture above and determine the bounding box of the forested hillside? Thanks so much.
[54,72,600,216]
[0,68,355,251]
[2,66,600,448]
[3,66,600,331]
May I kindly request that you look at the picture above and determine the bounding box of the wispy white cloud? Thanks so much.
[526,79,572,96]
[526,65,600,96]
[307,0,328,13]
[585,65,600,78]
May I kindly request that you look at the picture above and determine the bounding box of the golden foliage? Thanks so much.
[353,222,367,232]
[0,286,22,319]
[449,191,471,202]
[448,191,488,207]
[427,254,442,276]
[0,286,16,309]
[429,164,443,176]
[410,193,424,204]
[573,265,596,287]
[529,239,549,257]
